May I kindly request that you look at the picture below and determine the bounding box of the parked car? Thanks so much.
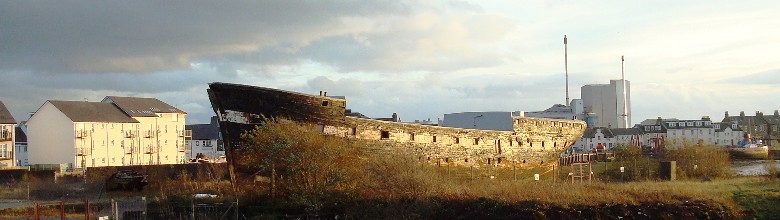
[105,170,148,191]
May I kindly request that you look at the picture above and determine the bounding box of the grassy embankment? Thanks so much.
[2,119,780,218]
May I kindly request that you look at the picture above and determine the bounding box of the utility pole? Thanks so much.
[564,35,569,106]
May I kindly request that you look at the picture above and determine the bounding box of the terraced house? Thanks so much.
[0,101,16,168]
[27,97,189,171]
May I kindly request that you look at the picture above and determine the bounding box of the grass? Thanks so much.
[1,120,778,218]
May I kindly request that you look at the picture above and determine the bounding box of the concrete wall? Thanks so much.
[581,80,631,128]
[28,102,75,166]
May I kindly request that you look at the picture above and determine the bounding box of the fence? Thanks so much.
[558,152,614,166]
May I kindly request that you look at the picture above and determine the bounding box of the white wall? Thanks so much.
[28,102,75,166]
[442,112,513,131]
[581,80,631,128]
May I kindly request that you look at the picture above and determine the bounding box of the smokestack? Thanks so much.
[620,55,628,128]
[725,111,729,118]
[564,35,569,107]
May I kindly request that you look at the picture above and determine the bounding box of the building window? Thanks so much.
[432,135,437,143]
[351,127,357,135]
[473,138,479,145]
[455,137,460,144]
[409,133,415,141]
[322,100,329,106]
[380,131,390,139]
[0,144,7,158]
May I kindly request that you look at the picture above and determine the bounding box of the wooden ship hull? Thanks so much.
[207,82,587,167]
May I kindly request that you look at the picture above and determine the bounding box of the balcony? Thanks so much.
[124,145,139,154]
[177,130,193,137]
[177,144,186,152]
[124,131,137,138]
[144,130,156,138]
[0,129,11,141]
[75,130,89,139]
[76,147,91,156]
[144,145,157,154]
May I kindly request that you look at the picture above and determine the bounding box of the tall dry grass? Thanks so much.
[228,119,747,217]
[660,143,731,179]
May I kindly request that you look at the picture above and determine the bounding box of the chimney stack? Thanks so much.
[319,91,323,96]
[740,111,745,117]
[656,117,662,125]
[775,110,779,116]
[323,91,327,96]
[725,111,729,118]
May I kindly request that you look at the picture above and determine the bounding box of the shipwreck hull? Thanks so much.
[208,82,587,167]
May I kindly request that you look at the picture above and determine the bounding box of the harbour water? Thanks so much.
[731,160,780,176]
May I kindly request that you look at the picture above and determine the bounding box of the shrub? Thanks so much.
[239,119,366,212]
[661,144,731,179]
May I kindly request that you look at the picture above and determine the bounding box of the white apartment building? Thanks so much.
[581,80,631,128]
[662,117,715,147]
[713,122,744,147]
[0,101,16,168]
[27,97,190,170]
[185,116,224,162]
[571,127,641,152]
[102,96,190,164]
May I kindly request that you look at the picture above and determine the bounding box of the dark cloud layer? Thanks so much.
[0,1,411,73]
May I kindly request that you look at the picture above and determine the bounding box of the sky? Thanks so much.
[1,0,779,125]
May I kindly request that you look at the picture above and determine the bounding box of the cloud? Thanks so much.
[721,69,780,85]
[1,0,515,75]
[0,0,410,74]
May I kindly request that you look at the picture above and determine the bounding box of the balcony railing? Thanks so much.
[144,145,157,154]
[124,131,137,138]
[0,130,11,141]
[124,145,139,154]
[75,130,89,138]
[144,130,156,138]
[76,147,91,156]
[177,144,186,152]
[177,130,193,137]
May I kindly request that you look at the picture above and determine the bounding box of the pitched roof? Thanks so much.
[611,127,642,136]
[0,101,16,124]
[581,127,615,138]
[103,96,186,117]
[186,123,221,140]
[48,101,139,123]
[15,127,26,142]
[185,116,221,140]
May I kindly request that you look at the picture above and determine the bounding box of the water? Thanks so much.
[731,160,780,176]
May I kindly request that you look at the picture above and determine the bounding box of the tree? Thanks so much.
[238,119,365,209]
